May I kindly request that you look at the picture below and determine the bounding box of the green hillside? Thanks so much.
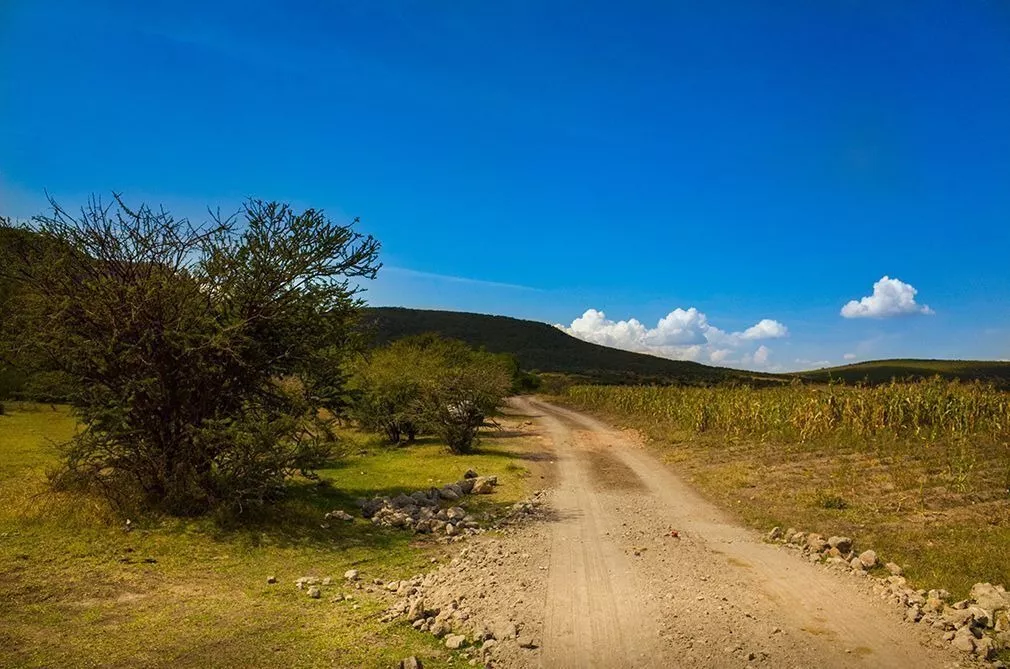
[361,307,776,386]
[794,359,1010,388]
[362,308,1010,389]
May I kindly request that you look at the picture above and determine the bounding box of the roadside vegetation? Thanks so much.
[561,379,1010,598]
[0,401,536,668]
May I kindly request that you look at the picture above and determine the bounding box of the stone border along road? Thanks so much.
[499,397,972,668]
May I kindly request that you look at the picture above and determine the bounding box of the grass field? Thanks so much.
[561,381,1010,599]
[0,403,537,669]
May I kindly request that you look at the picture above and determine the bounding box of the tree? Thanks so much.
[348,335,467,444]
[0,196,380,514]
[416,346,514,453]
[348,335,512,452]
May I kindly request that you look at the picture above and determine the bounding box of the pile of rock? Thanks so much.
[884,580,1010,661]
[352,470,499,538]
[768,526,1010,664]
[289,569,363,602]
[768,527,881,572]
[379,527,546,667]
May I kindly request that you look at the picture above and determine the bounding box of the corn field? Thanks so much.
[564,378,1010,444]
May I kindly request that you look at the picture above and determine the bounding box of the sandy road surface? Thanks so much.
[511,396,962,669]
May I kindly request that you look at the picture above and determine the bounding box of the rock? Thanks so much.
[967,605,991,628]
[471,476,497,494]
[407,598,426,623]
[975,636,997,660]
[386,581,400,592]
[858,550,877,569]
[445,523,458,537]
[447,507,467,521]
[995,611,1010,632]
[307,586,321,599]
[457,478,475,494]
[943,608,975,629]
[849,557,864,571]
[399,657,423,669]
[885,562,903,576]
[344,569,360,581]
[971,583,1010,614]
[360,498,385,518]
[391,493,414,508]
[805,534,828,553]
[326,509,354,522]
[952,626,977,653]
[463,469,478,479]
[924,598,945,614]
[767,527,783,541]
[439,487,460,501]
[906,605,922,623]
[266,575,277,584]
[827,536,853,553]
[517,635,539,649]
[430,620,450,638]
[445,634,467,650]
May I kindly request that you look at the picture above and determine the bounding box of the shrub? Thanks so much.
[349,335,513,452]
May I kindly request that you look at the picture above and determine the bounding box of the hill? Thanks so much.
[360,307,777,386]
[794,359,1010,388]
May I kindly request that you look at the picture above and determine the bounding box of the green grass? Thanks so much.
[0,403,536,668]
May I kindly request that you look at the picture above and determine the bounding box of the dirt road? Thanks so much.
[511,397,960,668]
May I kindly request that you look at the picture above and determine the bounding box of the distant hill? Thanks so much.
[794,359,1010,388]
[362,308,1010,389]
[360,307,779,386]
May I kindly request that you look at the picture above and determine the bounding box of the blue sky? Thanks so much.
[2,1,1009,370]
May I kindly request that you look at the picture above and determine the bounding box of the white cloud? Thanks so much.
[709,348,733,364]
[795,358,832,368]
[557,308,788,369]
[843,353,857,360]
[741,319,789,340]
[841,276,934,319]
